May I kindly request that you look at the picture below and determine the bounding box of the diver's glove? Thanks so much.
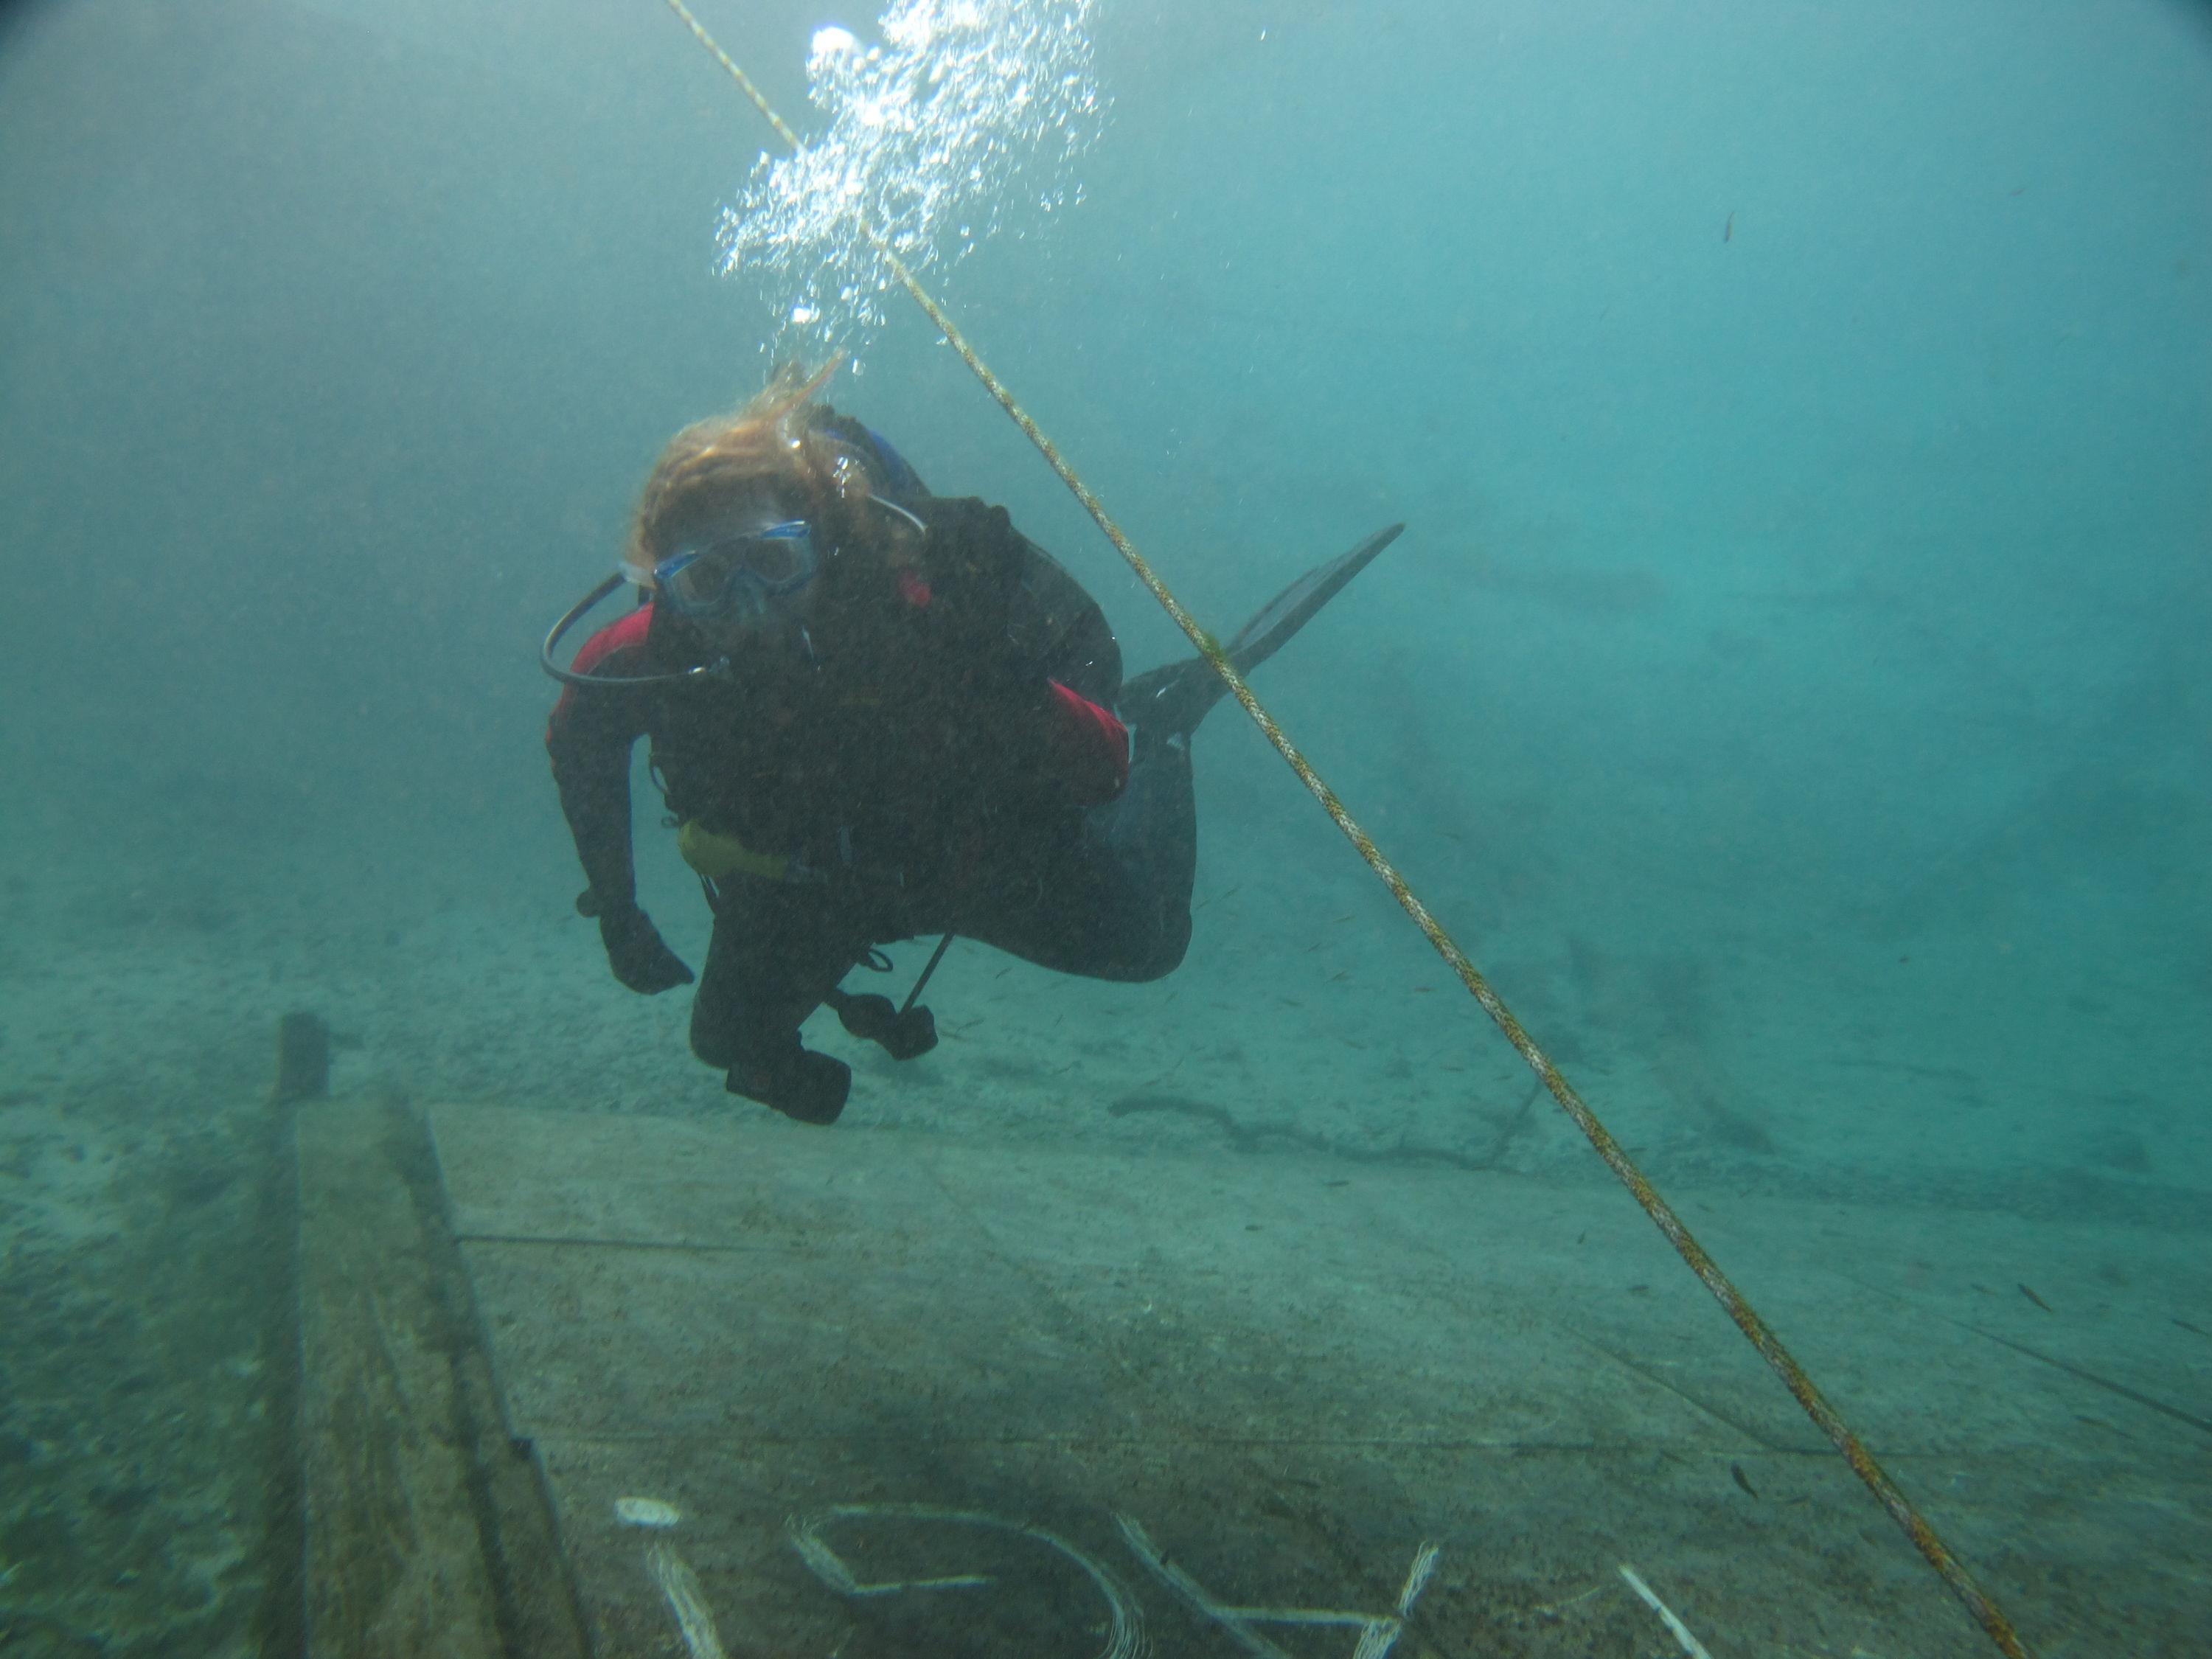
[593,899,694,995]
[828,990,939,1061]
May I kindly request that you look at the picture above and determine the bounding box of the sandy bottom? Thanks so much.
[0,822,2204,1655]
[420,1103,2209,1659]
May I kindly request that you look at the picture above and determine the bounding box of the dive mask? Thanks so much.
[541,492,931,692]
[654,520,818,625]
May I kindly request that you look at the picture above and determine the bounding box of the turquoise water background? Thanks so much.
[5,0,2204,1197]
[0,1,2207,1650]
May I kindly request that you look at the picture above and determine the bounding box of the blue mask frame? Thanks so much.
[653,520,818,625]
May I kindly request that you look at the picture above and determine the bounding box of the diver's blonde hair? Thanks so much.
[627,361,886,574]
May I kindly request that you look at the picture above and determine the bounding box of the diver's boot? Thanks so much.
[1116,523,1404,749]
[726,1042,851,1125]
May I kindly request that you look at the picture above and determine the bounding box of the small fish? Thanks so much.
[2174,1318,2210,1338]
[1722,210,1735,242]
[2019,1283,2052,1312]
[1324,1179,1350,1189]
[1730,1462,1759,1499]
[1326,970,1352,983]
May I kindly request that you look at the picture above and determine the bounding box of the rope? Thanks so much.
[656,6,2037,1653]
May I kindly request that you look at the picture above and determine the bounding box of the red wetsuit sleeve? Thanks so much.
[546,607,656,910]
[1041,680,1129,807]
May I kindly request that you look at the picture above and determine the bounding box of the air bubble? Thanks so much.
[718,0,1107,355]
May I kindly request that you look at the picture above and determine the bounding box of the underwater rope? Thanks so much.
[659,5,2037,1653]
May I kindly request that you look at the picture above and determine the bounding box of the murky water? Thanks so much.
[1,0,2205,1652]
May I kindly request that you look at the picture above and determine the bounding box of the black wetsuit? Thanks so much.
[547,445,1194,1081]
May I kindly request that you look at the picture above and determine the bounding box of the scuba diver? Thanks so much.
[545,365,1399,1125]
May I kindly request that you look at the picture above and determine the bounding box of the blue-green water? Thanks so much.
[1,0,2205,1652]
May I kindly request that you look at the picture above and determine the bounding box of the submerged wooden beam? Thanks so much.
[295,1102,590,1659]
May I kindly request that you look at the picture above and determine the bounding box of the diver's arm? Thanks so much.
[545,614,695,993]
[548,717,641,914]
[545,613,654,912]
[549,700,695,993]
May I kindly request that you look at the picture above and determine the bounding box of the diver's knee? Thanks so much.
[1112,913,1190,983]
[1152,931,1192,981]
[689,995,746,1069]
[689,1021,738,1069]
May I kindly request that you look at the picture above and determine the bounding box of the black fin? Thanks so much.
[1118,523,1403,740]
[1223,522,1402,677]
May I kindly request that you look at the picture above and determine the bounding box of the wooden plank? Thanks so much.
[428,1104,2211,1659]
[296,1102,590,1659]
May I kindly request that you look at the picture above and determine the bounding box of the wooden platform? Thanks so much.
[294,1102,2211,1658]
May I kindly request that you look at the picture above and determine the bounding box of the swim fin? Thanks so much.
[1117,522,1403,745]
